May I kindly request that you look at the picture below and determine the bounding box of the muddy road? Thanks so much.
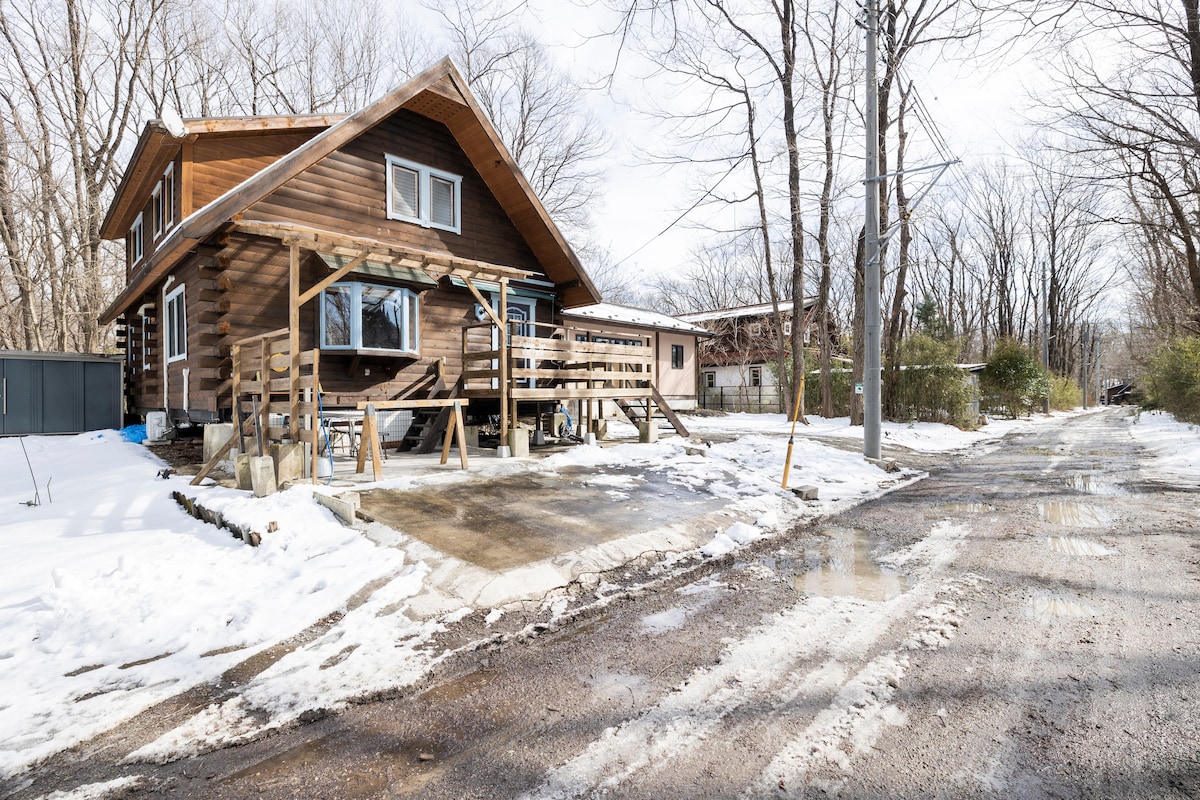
[11,408,1200,799]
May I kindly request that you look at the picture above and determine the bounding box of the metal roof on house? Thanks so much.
[678,297,818,324]
[561,303,712,335]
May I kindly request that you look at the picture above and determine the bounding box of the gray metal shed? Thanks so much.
[0,351,123,435]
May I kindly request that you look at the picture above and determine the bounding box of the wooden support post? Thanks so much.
[499,277,509,440]
[355,403,383,481]
[232,343,245,453]
[258,336,270,452]
[311,349,320,484]
[439,400,469,469]
[288,243,300,444]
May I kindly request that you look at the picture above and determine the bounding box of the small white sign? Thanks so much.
[854,382,864,395]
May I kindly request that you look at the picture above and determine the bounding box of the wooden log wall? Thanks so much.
[245,110,543,274]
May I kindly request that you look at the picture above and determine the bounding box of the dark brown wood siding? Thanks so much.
[190,132,319,211]
[245,110,546,277]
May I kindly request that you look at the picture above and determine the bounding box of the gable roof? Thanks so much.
[100,57,599,324]
[678,297,818,324]
[561,302,712,336]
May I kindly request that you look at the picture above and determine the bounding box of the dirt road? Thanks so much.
[11,408,1200,798]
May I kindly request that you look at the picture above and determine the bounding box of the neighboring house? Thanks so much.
[560,303,712,413]
[679,298,820,413]
[99,58,687,448]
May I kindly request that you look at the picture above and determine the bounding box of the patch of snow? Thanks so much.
[31,776,143,800]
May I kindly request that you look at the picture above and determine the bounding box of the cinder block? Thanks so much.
[508,428,530,457]
[271,442,304,484]
[791,484,819,501]
[638,421,659,444]
[234,453,254,491]
[250,455,277,497]
[203,423,234,463]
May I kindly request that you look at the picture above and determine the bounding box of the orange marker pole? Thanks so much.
[781,373,806,489]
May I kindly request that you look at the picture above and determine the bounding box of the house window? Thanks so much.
[782,320,792,336]
[704,371,715,388]
[151,184,164,236]
[385,155,461,234]
[749,366,762,387]
[128,214,144,266]
[165,285,186,362]
[320,282,420,356]
[671,344,685,369]
[163,163,175,231]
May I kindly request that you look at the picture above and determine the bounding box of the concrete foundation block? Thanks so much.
[463,425,480,448]
[234,453,254,491]
[496,445,513,458]
[507,428,530,457]
[271,442,305,484]
[791,484,820,501]
[203,423,234,464]
[250,455,277,498]
[638,421,659,444]
[582,432,597,446]
[314,491,360,525]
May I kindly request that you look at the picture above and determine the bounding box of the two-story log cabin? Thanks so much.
[99,58,695,448]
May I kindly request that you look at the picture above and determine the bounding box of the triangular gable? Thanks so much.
[101,57,599,324]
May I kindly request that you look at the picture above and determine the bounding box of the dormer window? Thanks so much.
[385,155,461,234]
[128,214,144,266]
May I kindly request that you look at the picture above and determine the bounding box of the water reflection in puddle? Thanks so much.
[941,501,991,514]
[794,527,907,601]
[1064,473,1128,496]
[1029,594,1099,622]
[1038,501,1111,527]
[1046,536,1116,557]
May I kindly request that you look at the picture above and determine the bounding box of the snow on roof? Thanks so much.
[562,302,712,335]
[678,297,817,324]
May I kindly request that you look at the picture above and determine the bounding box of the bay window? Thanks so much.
[321,282,420,356]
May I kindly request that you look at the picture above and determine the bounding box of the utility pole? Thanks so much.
[863,0,882,461]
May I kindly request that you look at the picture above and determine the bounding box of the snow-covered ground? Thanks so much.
[1126,408,1200,486]
[0,409,1147,783]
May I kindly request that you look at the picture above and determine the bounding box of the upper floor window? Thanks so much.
[128,213,144,266]
[385,155,461,234]
[321,282,420,356]
[151,163,177,239]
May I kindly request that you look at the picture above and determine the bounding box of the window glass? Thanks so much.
[390,164,419,219]
[704,371,715,388]
[749,366,762,387]
[430,175,456,228]
[128,215,144,265]
[360,286,406,350]
[671,344,685,369]
[152,184,164,236]
[165,285,186,362]
[323,285,352,347]
[163,164,175,230]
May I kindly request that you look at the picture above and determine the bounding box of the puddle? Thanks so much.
[586,671,652,707]
[1064,473,1129,496]
[794,527,907,601]
[1046,537,1116,557]
[359,467,731,571]
[1038,502,1111,528]
[940,501,991,514]
[1029,593,1099,622]
[640,607,688,634]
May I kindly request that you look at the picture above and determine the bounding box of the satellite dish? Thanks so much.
[161,107,187,139]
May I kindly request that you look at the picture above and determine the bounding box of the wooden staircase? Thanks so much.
[614,386,690,437]
[399,377,465,454]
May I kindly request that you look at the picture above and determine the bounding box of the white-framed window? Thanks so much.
[782,320,792,336]
[162,163,175,231]
[671,343,685,369]
[165,285,186,362]
[128,213,144,266]
[385,155,461,233]
[749,366,762,387]
[151,183,164,236]
[704,371,715,388]
[321,282,420,356]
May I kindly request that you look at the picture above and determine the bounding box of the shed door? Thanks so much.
[84,361,122,431]
[0,358,36,435]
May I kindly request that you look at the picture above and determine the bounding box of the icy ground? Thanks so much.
[5,407,1185,786]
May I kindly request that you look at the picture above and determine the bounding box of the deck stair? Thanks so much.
[614,386,690,437]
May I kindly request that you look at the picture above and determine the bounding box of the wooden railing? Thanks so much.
[461,319,655,400]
